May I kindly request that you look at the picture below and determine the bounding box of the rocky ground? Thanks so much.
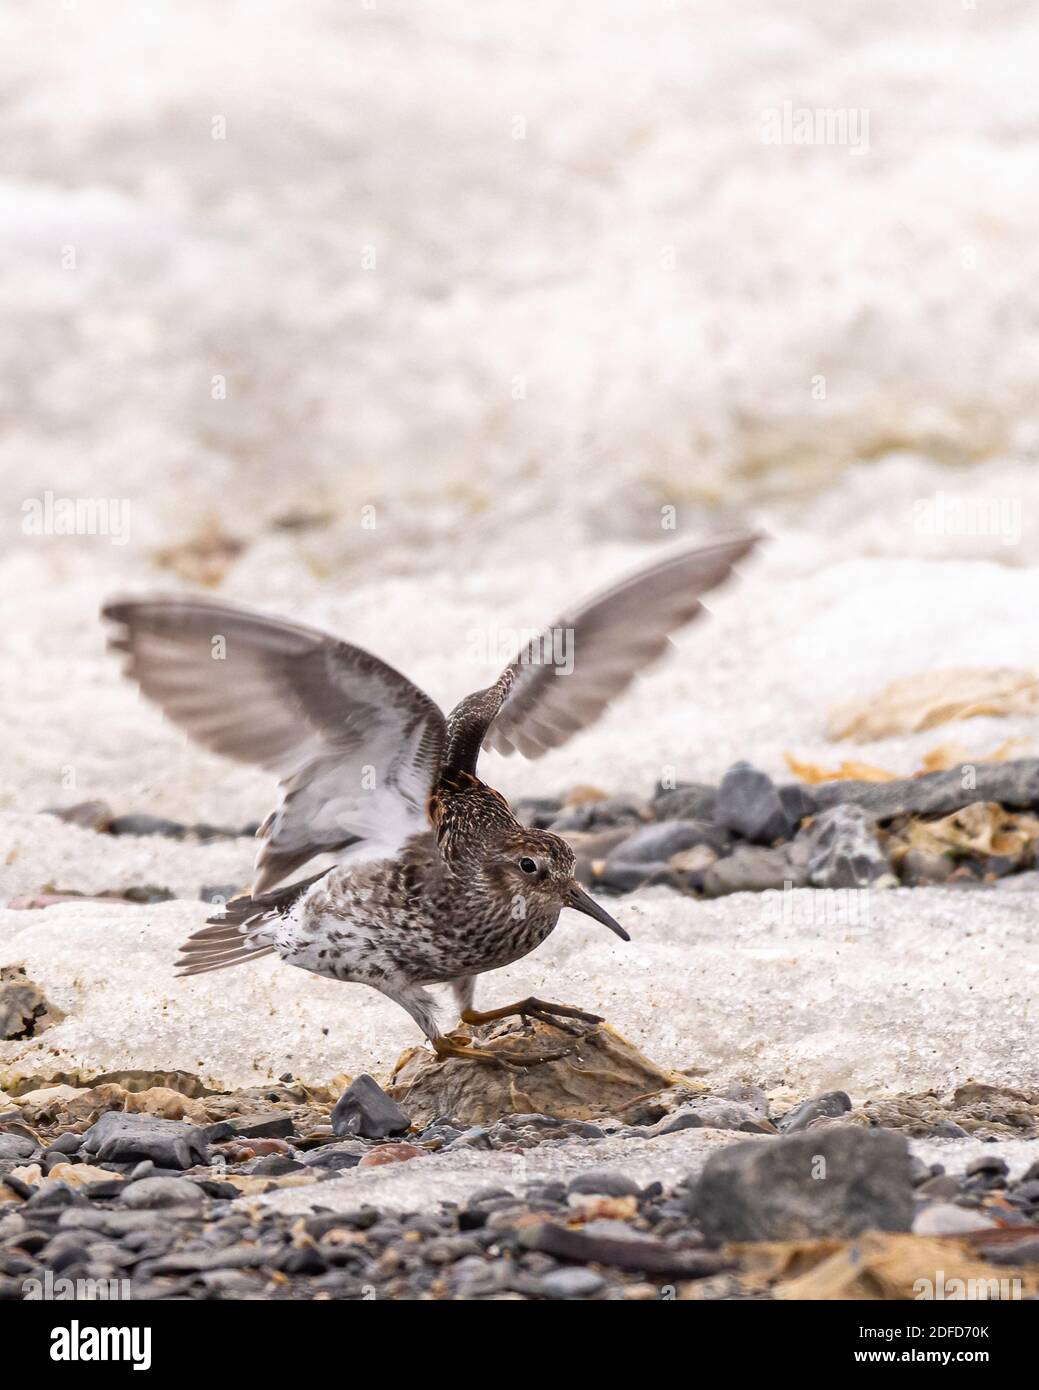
[2,1050,1039,1301]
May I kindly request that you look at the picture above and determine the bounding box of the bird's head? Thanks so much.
[482,826,630,940]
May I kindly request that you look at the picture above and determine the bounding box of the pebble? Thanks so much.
[715,762,797,844]
[651,781,718,821]
[607,819,731,864]
[799,805,891,889]
[107,813,188,838]
[567,1170,640,1198]
[596,860,675,893]
[912,1203,997,1236]
[120,1177,205,1210]
[0,1135,37,1161]
[777,1091,852,1133]
[79,1113,210,1170]
[702,844,805,897]
[537,1267,605,1298]
[332,1074,410,1140]
[691,1128,913,1241]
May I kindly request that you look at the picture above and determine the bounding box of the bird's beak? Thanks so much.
[566,881,630,941]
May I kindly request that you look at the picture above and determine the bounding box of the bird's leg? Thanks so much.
[460,995,603,1037]
[384,981,522,1067]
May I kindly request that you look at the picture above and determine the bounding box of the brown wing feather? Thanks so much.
[102,596,447,892]
[445,532,762,770]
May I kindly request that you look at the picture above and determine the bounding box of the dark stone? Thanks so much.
[652,782,718,821]
[228,1114,296,1140]
[44,1133,83,1156]
[550,800,644,833]
[966,1155,1009,1177]
[199,884,240,905]
[246,1155,306,1176]
[606,819,731,864]
[691,1127,914,1242]
[715,762,797,844]
[567,1170,640,1198]
[301,1142,367,1171]
[702,844,806,897]
[931,1120,969,1139]
[121,885,176,904]
[0,1135,36,1161]
[777,783,819,826]
[595,860,676,894]
[332,1074,410,1139]
[519,1222,732,1277]
[79,1112,209,1170]
[511,797,563,829]
[537,1267,605,1298]
[120,1177,205,1210]
[202,1122,235,1143]
[108,814,188,838]
[798,805,891,888]
[810,758,1039,820]
[777,1091,853,1133]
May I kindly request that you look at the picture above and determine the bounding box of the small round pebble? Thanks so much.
[538,1268,606,1298]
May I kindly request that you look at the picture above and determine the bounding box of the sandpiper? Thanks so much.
[103,532,759,1065]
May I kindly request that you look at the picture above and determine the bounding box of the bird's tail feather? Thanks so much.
[175,872,324,978]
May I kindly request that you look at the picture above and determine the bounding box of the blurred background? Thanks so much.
[3,0,1039,823]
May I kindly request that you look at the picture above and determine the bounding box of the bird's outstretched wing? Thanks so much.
[102,596,446,893]
[445,532,762,770]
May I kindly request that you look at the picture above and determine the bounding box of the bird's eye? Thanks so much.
[518,856,538,875]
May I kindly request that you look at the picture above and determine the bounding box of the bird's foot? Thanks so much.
[431,1028,584,1070]
[460,996,603,1038]
[431,1036,504,1066]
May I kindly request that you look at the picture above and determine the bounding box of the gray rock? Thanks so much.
[107,813,187,838]
[777,783,818,826]
[654,1098,774,1134]
[44,1132,83,1156]
[229,1113,296,1140]
[607,819,731,864]
[120,1177,205,1210]
[595,860,676,893]
[332,1074,410,1139]
[550,799,645,832]
[913,1203,997,1236]
[646,1110,705,1137]
[702,844,807,897]
[691,1127,914,1241]
[0,1135,37,1160]
[715,762,797,844]
[511,797,563,829]
[538,1267,606,1298]
[79,1112,209,1170]
[199,884,240,905]
[777,1091,852,1133]
[301,1141,368,1170]
[567,1170,640,1198]
[652,782,718,821]
[799,805,891,888]
[811,758,1039,820]
[931,1120,969,1139]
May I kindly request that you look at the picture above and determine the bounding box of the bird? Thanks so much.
[102,531,760,1066]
